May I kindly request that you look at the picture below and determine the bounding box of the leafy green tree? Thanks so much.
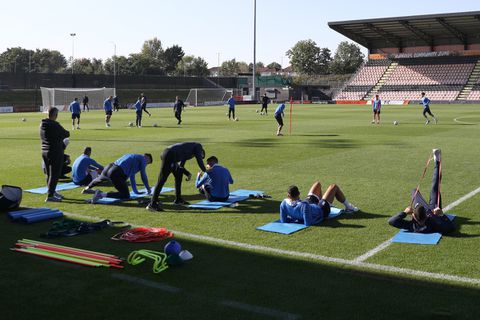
[220,59,241,76]
[31,49,67,73]
[330,41,365,74]
[163,45,184,75]
[0,47,32,73]
[286,39,331,75]
[267,62,282,71]
[176,55,209,77]
[104,56,131,75]
[248,62,264,73]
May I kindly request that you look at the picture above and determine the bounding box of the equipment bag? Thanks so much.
[0,185,22,211]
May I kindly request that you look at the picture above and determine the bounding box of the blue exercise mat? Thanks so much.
[92,187,174,204]
[257,220,308,235]
[188,195,249,210]
[391,214,456,245]
[257,207,345,235]
[229,189,265,197]
[25,182,80,194]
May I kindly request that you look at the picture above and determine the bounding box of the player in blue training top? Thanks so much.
[227,94,236,120]
[104,96,113,127]
[72,147,104,186]
[371,94,382,124]
[69,98,81,130]
[133,97,143,127]
[280,181,359,226]
[83,153,152,203]
[420,92,437,125]
[274,102,286,136]
[195,156,233,202]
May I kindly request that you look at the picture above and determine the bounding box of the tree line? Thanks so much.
[0,38,364,77]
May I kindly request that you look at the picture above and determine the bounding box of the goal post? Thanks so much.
[185,88,233,107]
[40,87,115,111]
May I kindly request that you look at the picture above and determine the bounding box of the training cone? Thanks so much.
[164,240,181,255]
[179,250,193,261]
[166,253,184,266]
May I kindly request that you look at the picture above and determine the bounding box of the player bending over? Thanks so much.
[280,181,359,226]
[388,149,455,234]
[274,102,286,136]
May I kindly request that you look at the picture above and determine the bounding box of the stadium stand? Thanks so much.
[329,11,480,102]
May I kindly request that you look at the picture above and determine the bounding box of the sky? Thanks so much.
[1,0,479,68]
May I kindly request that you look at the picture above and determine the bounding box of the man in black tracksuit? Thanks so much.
[40,107,70,202]
[147,142,207,211]
[173,96,185,125]
[261,93,269,115]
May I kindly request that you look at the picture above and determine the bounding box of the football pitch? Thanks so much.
[1,103,480,319]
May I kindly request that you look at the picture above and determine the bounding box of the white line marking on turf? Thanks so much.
[62,210,480,285]
[453,117,479,125]
[219,300,301,320]
[353,186,480,263]
[112,273,300,319]
[112,273,181,293]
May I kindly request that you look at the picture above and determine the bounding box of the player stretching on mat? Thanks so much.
[69,98,81,130]
[195,156,233,202]
[147,142,207,211]
[388,149,455,234]
[274,102,286,136]
[280,181,359,226]
[371,94,381,124]
[261,93,269,115]
[420,92,437,125]
[72,147,104,186]
[104,96,113,127]
[83,153,152,203]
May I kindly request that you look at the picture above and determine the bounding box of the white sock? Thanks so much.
[343,199,352,208]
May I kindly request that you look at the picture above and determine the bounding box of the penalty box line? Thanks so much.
[353,186,480,263]
[64,208,480,286]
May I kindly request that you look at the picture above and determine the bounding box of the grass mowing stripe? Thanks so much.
[112,273,181,293]
[64,211,480,286]
[353,185,480,263]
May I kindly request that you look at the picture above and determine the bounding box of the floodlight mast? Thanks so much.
[252,0,256,102]
[70,33,76,75]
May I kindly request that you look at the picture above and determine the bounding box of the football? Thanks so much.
[128,122,134,127]
[393,121,399,125]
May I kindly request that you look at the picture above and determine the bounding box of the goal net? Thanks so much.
[185,88,232,107]
[40,87,115,111]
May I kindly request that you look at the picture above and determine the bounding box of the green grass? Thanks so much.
[1,103,480,319]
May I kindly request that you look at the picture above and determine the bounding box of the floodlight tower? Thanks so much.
[111,41,117,96]
[70,33,76,75]
[252,0,257,101]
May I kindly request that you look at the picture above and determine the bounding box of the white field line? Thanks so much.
[353,186,480,263]
[112,273,300,319]
[63,209,480,286]
[453,117,479,125]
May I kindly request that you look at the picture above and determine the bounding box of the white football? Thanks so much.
[393,121,399,125]
[235,118,239,121]
[225,112,229,116]
[153,123,158,127]
[256,109,259,113]
[21,118,26,122]
[128,122,134,127]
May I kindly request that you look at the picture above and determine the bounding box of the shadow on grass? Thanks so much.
[448,216,480,238]
[1,215,480,320]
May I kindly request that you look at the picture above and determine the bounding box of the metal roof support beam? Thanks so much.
[335,26,371,48]
[364,23,403,49]
[399,21,434,50]
[436,18,468,48]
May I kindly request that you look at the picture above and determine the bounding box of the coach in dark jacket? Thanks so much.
[147,142,207,211]
[40,107,70,202]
